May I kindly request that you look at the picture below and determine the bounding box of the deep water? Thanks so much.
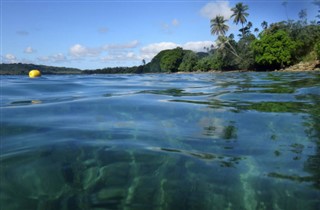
[1,72,320,210]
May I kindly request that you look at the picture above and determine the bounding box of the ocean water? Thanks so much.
[1,72,320,210]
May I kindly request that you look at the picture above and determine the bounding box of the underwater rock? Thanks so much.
[99,163,131,187]
[95,188,126,201]
[82,167,100,190]
[0,158,68,209]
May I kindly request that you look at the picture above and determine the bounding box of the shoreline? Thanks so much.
[176,60,320,74]
[1,60,319,75]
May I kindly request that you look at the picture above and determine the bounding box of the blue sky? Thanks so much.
[1,0,318,70]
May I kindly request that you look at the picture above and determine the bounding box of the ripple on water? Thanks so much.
[1,72,320,209]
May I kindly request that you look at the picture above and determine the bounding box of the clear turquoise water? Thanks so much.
[1,72,320,210]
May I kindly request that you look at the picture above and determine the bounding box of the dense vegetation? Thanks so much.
[0,63,82,75]
[82,66,145,74]
[1,2,319,75]
[142,2,320,73]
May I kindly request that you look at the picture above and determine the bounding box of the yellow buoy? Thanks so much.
[29,69,41,78]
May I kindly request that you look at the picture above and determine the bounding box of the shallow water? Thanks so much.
[1,72,320,210]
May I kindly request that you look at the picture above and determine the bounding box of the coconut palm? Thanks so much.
[239,21,253,37]
[254,28,259,36]
[298,9,307,25]
[261,21,268,30]
[210,15,241,60]
[210,15,229,36]
[231,2,249,37]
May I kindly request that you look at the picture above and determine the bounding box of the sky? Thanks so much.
[1,0,319,70]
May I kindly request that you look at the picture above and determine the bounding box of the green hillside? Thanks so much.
[0,63,82,75]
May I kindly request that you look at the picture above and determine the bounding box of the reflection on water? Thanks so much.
[1,72,320,209]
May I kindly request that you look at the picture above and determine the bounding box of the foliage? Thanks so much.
[160,47,185,72]
[231,2,249,37]
[261,21,268,30]
[252,30,297,69]
[289,24,320,61]
[83,66,145,74]
[315,41,320,60]
[237,34,256,70]
[195,52,223,71]
[210,15,229,36]
[147,49,172,72]
[178,51,199,72]
[0,63,82,75]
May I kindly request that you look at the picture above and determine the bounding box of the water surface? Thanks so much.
[1,72,320,210]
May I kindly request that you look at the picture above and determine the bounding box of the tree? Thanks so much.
[252,30,297,69]
[210,15,229,36]
[261,21,268,30]
[231,2,249,37]
[239,21,253,37]
[237,34,256,70]
[178,51,199,72]
[315,41,320,59]
[210,15,240,60]
[254,28,259,36]
[298,9,308,25]
[160,47,185,72]
[216,35,241,60]
[195,52,223,71]
[148,50,170,72]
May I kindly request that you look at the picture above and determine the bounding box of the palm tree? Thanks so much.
[210,15,229,36]
[298,9,307,25]
[261,21,268,30]
[231,2,249,37]
[254,28,259,36]
[210,16,240,59]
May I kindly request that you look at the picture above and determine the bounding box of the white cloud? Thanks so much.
[100,40,141,63]
[69,40,139,58]
[161,18,180,34]
[69,44,100,57]
[102,40,139,50]
[3,54,19,63]
[51,53,67,62]
[101,51,141,62]
[37,53,67,63]
[140,42,178,59]
[31,40,215,67]
[200,1,233,20]
[5,54,16,60]
[24,46,36,54]
[182,41,215,52]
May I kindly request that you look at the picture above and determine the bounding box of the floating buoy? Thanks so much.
[29,69,41,78]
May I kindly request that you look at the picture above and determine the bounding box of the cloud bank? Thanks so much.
[3,40,215,68]
[69,44,100,57]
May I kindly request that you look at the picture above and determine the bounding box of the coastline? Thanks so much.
[1,60,319,75]
[279,60,320,72]
[177,60,320,74]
